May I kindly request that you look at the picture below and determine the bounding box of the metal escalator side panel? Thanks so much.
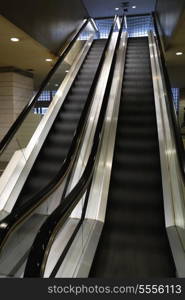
[69,33,120,219]
[84,32,128,224]
[148,31,185,278]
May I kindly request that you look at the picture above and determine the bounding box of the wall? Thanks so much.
[0,71,34,166]
[0,0,88,54]
[0,71,33,139]
[167,65,185,87]
[155,0,185,46]
[155,0,185,101]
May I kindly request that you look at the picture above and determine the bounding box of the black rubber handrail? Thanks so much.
[152,13,185,179]
[0,16,118,257]
[0,19,89,155]
[24,15,124,278]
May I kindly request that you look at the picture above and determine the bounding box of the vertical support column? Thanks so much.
[0,68,33,168]
[12,72,33,120]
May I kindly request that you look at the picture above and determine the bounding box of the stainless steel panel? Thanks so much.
[148,31,185,277]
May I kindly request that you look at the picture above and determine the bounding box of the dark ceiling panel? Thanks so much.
[83,0,156,18]
[0,0,88,54]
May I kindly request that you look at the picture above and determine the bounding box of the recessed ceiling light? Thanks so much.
[45,58,53,62]
[65,70,69,73]
[115,7,119,11]
[176,52,183,56]
[55,83,59,87]
[10,37,20,42]
[132,6,136,9]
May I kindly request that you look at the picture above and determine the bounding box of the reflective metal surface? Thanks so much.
[54,220,101,278]
[86,32,128,222]
[0,213,47,277]
[44,218,79,277]
[68,32,119,219]
[148,31,185,277]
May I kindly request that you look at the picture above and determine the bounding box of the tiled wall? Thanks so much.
[0,72,34,163]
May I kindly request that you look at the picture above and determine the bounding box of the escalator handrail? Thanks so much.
[24,16,124,277]
[0,16,118,256]
[0,18,90,155]
[152,13,185,180]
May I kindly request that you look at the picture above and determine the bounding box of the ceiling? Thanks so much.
[82,0,156,18]
[0,15,57,89]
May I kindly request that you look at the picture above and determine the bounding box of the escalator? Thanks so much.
[13,39,106,210]
[0,14,121,277]
[89,37,176,278]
